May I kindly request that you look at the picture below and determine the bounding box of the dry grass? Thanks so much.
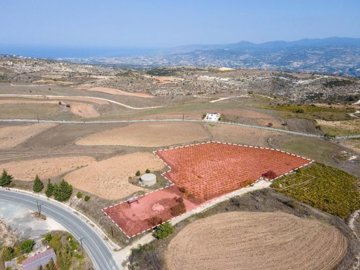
[316,119,360,136]
[76,122,210,147]
[166,211,347,270]
[64,152,165,200]
[0,156,95,180]
[0,123,56,149]
[207,124,281,146]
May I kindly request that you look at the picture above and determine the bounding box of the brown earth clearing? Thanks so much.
[64,152,165,200]
[0,99,100,118]
[0,156,95,180]
[76,122,210,147]
[165,211,347,270]
[0,123,56,149]
[80,86,154,98]
[207,123,281,146]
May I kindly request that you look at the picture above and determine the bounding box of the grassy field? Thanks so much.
[267,104,355,121]
[271,163,360,219]
[316,119,360,136]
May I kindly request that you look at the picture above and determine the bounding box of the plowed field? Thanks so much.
[166,211,347,270]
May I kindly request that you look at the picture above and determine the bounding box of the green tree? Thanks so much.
[84,195,90,202]
[33,175,44,193]
[45,179,54,198]
[135,170,141,176]
[152,222,174,239]
[20,239,35,254]
[145,169,150,173]
[0,170,13,187]
[53,180,73,202]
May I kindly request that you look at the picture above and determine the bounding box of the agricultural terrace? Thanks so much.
[103,142,311,237]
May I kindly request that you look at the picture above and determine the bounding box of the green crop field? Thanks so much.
[271,163,360,219]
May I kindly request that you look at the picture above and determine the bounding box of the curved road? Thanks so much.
[0,188,119,270]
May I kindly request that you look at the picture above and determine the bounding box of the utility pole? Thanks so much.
[36,200,42,216]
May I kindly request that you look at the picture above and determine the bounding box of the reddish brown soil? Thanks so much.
[103,186,199,237]
[103,142,310,237]
[157,142,309,200]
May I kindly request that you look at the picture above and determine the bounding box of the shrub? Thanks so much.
[20,239,35,254]
[84,195,90,202]
[45,179,54,197]
[262,170,277,179]
[153,222,174,239]
[76,192,83,199]
[135,170,141,177]
[33,175,44,193]
[146,216,163,226]
[1,246,15,261]
[145,169,150,173]
[178,186,186,193]
[170,201,186,216]
[53,180,73,202]
[44,233,53,243]
[0,169,13,187]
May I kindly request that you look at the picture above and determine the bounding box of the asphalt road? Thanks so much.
[0,189,119,270]
[0,118,326,138]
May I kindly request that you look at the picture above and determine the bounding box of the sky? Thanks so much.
[0,0,359,48]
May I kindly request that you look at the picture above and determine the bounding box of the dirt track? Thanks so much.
[166,211,347,270]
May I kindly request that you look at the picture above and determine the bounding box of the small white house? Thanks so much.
[203,113,221,122]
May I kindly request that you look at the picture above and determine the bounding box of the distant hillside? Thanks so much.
[2,37,360,77]
[73,37,360,77]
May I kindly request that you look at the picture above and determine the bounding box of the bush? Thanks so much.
[0,169,13,187]
[294,108,304,113]
[135,170,141,176]
[170,201,186,216]
[262,170,277,179]
[145,169,150,173]
[84,195,90,202]
[45,179,54,197]
[153,222,174,239]
[76,192,83,199]
[53,180,73,202]
[33,175,44,193]
[1,246,15,261]
[44,233,53,243]
[147,216,163,227]
[20,239,35,254]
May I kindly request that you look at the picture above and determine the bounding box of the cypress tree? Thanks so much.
[33,175,44,192]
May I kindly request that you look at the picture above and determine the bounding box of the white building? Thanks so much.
[203,113,221,122]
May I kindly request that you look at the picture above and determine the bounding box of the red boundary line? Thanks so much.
[102,141,314,238]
